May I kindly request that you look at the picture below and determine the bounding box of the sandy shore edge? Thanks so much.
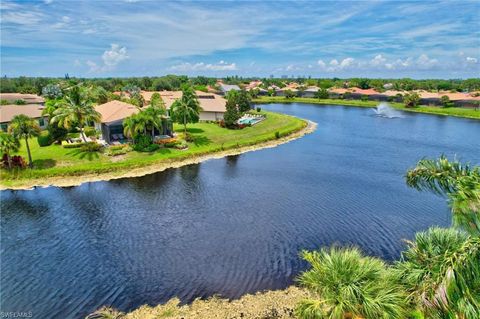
[1,120,316,190]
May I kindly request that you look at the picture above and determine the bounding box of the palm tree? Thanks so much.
[406,156,480,235]
[8,114,40,168]
[51,86,101,143]
[296,247,407,319]
[395,227,480,319]
[143,105,165,139]
[170,85,200,136]
[0,132,20,169]
[122,114,143,141]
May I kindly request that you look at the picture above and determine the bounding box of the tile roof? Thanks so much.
[95,100,139,124]
[0,93,45,104]
[0,104,46,123]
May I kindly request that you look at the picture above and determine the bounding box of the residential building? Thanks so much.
[0,104,48,131]
[0,93,45,105]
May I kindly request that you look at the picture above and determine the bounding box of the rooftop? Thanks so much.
[0,104,45,123]
[95,100,139,124]
[0,93,45,104]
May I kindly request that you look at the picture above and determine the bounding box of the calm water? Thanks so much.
[1,104,479,318]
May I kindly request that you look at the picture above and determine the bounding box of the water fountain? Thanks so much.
[373,102,404,118]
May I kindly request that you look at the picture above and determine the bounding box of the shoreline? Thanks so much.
[1,120,316,191]
[96,286,310,319]
[253,97,480,120]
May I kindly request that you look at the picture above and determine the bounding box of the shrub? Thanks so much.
[84,127,97,137]
[14,99,26,105]
[361,95,369,101]
[37,131,53,147]
[105,145,132,156]
[275,131,281,139]
[174,141,188,150]
[2,154,26,169]
[81,142,102,152]
[62,141,84,148]
[256,107,262,112]
[155,137,177,145]
[66,132,80,139]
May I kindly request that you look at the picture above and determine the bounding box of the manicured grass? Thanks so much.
[0,111,306,187]
[253,96,480,120]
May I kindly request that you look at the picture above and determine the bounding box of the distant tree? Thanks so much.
[51,87,101,143]
[130,92,145,108]
[8,114,40,168]
[403,92,420,108]
[0,132,20,169]
[122,84,140,96]
[314,88,329,99]
[296,247,407,319]
[249,88,260,99]
[94,86,109,104]
[223,91,241,128]
[42,84,63,99]
[440,95,453,108]
[268,88,276,97]
[169,85,200,135]
[284,89,295,99]
[237,89,252,113]
[150,92,165,109]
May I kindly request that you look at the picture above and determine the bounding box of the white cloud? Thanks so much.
[169,61,237,72]
[416,54,438,69]
[102,44,129,66]
[370,54,386,66]
[317,60,326,68]
[466,57,478,63]
[340,57,354,68]
[86,44,129,73]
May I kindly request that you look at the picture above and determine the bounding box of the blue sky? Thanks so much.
[1,0,479,78]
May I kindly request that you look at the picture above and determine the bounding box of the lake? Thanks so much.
[1,103,479,318]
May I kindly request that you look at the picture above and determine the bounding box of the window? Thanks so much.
[38,118,45,127]
[0,123,8,132]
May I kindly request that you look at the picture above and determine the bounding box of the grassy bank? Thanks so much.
[253,96,480,120]
[91,286,309,319]
[1,111,307,188]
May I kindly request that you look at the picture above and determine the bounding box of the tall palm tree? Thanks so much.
[8,114,40,168]
[395,227,480,319]
[170,85,200,135]
[0,131,20,169]
[296,247,407,319]
[51,87,101,143]
[406,156,480,235]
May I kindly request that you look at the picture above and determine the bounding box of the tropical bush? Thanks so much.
[296,247,407,319]
[395,227,480,319]
[62,142,84,148]
[256,107,262,112]
[42,84,63,99]
[105,144,132,156]
[37,131,53,147]
[14,99,26,105]
[275,131,281,139]
[1,154,26,169]
[80,142,102,152]
[404,93,421,108]
[84,127,97,137]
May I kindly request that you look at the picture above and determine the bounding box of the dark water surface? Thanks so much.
[1,104,479,318]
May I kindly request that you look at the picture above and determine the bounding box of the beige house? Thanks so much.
[141,91,227,121]
[94,100,139,144]
[0,104,48,131]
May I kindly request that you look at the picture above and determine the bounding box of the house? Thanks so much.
[218,83,241,95]
[303,86,320,98]
[0,93,45,105]
[0,104,48,131]
[94,100,139,143]
[141,91,227,121]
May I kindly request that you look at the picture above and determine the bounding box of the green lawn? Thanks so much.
[1,111,306,187]
[253,96,480,120]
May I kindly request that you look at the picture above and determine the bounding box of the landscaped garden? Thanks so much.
[0,111,306,188]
